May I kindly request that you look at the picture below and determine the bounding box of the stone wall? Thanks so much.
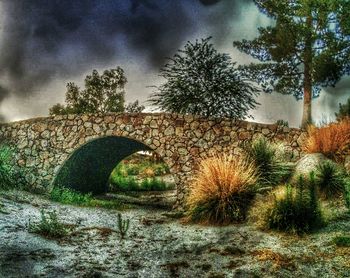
[0,113,306,207]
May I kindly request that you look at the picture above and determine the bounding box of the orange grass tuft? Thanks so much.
[186,154,258,224]
[302,118,350,160]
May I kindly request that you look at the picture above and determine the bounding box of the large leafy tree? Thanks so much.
[233,0,350,127]
[149,38,259,119]
[49,67,126,115]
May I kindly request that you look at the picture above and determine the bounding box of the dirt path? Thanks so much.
[0,190,349,278]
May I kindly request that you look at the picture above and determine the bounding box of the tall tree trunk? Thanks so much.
[301,13,313,128]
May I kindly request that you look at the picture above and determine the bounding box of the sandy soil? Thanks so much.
[0,190,349,278]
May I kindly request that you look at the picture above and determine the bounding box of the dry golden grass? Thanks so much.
[186,154,258,224]
[248,185,286,229]
[302,118,350,160]
[251,249,295,270]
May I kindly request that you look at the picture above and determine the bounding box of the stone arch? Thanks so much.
[52,135,172,194]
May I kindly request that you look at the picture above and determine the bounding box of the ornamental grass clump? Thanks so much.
[303,118,350,160]
[186,154,258,225]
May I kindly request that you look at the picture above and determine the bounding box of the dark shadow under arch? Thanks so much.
[52,136,152,194]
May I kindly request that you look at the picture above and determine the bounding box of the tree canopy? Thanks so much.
[233,0,350,127]
[149,38,259,120]
[49,67,127,115]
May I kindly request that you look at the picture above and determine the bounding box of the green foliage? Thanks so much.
[110,175,139,191]
[50,186,93,205]
[49,67,126,115]
[149,37,259,119]
[125,100,145,113]
[275,119,289,127]
[315,161,346,198]
[50,186,122,209]
[110,175,173,192]
[140,178,169,191]
[333,235,350,247]
[344,178,350,211]
[0,144,16,189]
[267,174,324,234]
[336,97,350,121]
[0,143,27,190]
[234,0,350,126]
[28,210,68,239]
[117,213,130,239]
[244,137,293,186]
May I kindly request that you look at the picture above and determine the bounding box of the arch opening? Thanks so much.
[53,136,153,194]
[52,136,176,208]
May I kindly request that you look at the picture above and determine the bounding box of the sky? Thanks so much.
[0,0,348,127]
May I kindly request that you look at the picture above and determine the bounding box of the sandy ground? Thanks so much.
[0,190,349,278]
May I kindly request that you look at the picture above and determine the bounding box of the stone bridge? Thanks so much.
[0,113,305,207]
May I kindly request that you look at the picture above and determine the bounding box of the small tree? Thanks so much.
[233,0,350,127]
[336,97,350,120]
[49,67,127,115]
[125,100,145,113]
[149,38,259,119]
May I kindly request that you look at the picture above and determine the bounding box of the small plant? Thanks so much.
[315,161,346,199]
[117,213,130,239]
[302,118,350,160]
[186,154,258,224]
[333,235,350,247]
[29,209,68,239]
[110,175,140,191]
[140,178,172,191]
[243,137,293,186]
[266,173,324,234]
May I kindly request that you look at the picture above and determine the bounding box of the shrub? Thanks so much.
[186,154,258,225]
[28,209,68,239]
[333,235,350,247]
[50,186,93,205]
[315,161,346,199]
[243,137,293,186]
[266,174,324,234]
[302,118,350,160]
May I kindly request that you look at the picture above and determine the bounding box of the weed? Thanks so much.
[186,154,258,224]
[117,213,130,239]
[333,236,350,247]
[266,174,324,234]
[28,209,68,239]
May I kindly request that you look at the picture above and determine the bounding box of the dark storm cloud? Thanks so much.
[0,0,251,121]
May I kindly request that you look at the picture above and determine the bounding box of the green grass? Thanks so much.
[110,175,174,192]
[344,178,350,211]
[28,209,68,239]
[333,236,350,247]
[50,186,123,209]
